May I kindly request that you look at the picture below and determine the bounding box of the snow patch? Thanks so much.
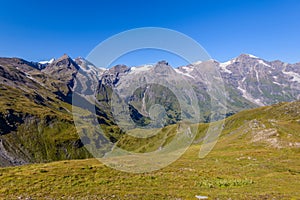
[237,85,264,106]
[174,69,195,79]
[192,60,203,65]
[273,81,283,86]
[219,60,234,74]
[258,60,272,68]
[98,67,107,71]
[247,54,259,58]
[282,70,300,83]
[88,64,105,71]
[39,58,55,65]
[78,63,105,77]
[282,65,300,83]
[181,66,193,73]
[130,65,153,73]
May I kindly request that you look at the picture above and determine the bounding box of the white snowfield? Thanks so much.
[129,65,153,73]
[39,58,55,65]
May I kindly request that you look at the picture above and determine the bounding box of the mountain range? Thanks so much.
[0,53,299,166]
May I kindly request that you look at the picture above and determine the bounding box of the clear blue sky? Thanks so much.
[0,0,299,66]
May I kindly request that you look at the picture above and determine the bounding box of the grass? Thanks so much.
[0,85,92,164]
[0,135,299,199]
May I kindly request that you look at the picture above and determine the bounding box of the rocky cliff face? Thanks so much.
[173,54,299,114]
[100,55,299,122]
[217,54,300,106]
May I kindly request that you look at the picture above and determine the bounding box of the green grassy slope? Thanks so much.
[0,85,92,165]
[221,101,300,149]
[0,141,298,199]
[0,101,299,199]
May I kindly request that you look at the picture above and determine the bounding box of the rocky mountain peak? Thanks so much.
[231,54,260,64]
[157,60,169,65]
[44,54,79,71]
[98,65,130,87]
[74,57,94,69]
[153,60,174,74]
[59,54,71,60]
[108,64,130,74]
[237,53,259,59]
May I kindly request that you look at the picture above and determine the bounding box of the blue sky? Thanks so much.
[0,0,299,67]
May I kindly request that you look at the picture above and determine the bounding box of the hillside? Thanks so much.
[0,56,111,166]
[0,101,299,199]
[221,100,300,148]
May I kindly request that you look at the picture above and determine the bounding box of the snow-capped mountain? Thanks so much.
[0,53,299,166]
[174,54,300,107]
[71,54,299,122]
[0,53,299,126]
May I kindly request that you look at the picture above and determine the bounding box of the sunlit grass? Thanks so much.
[0,138,299,199]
